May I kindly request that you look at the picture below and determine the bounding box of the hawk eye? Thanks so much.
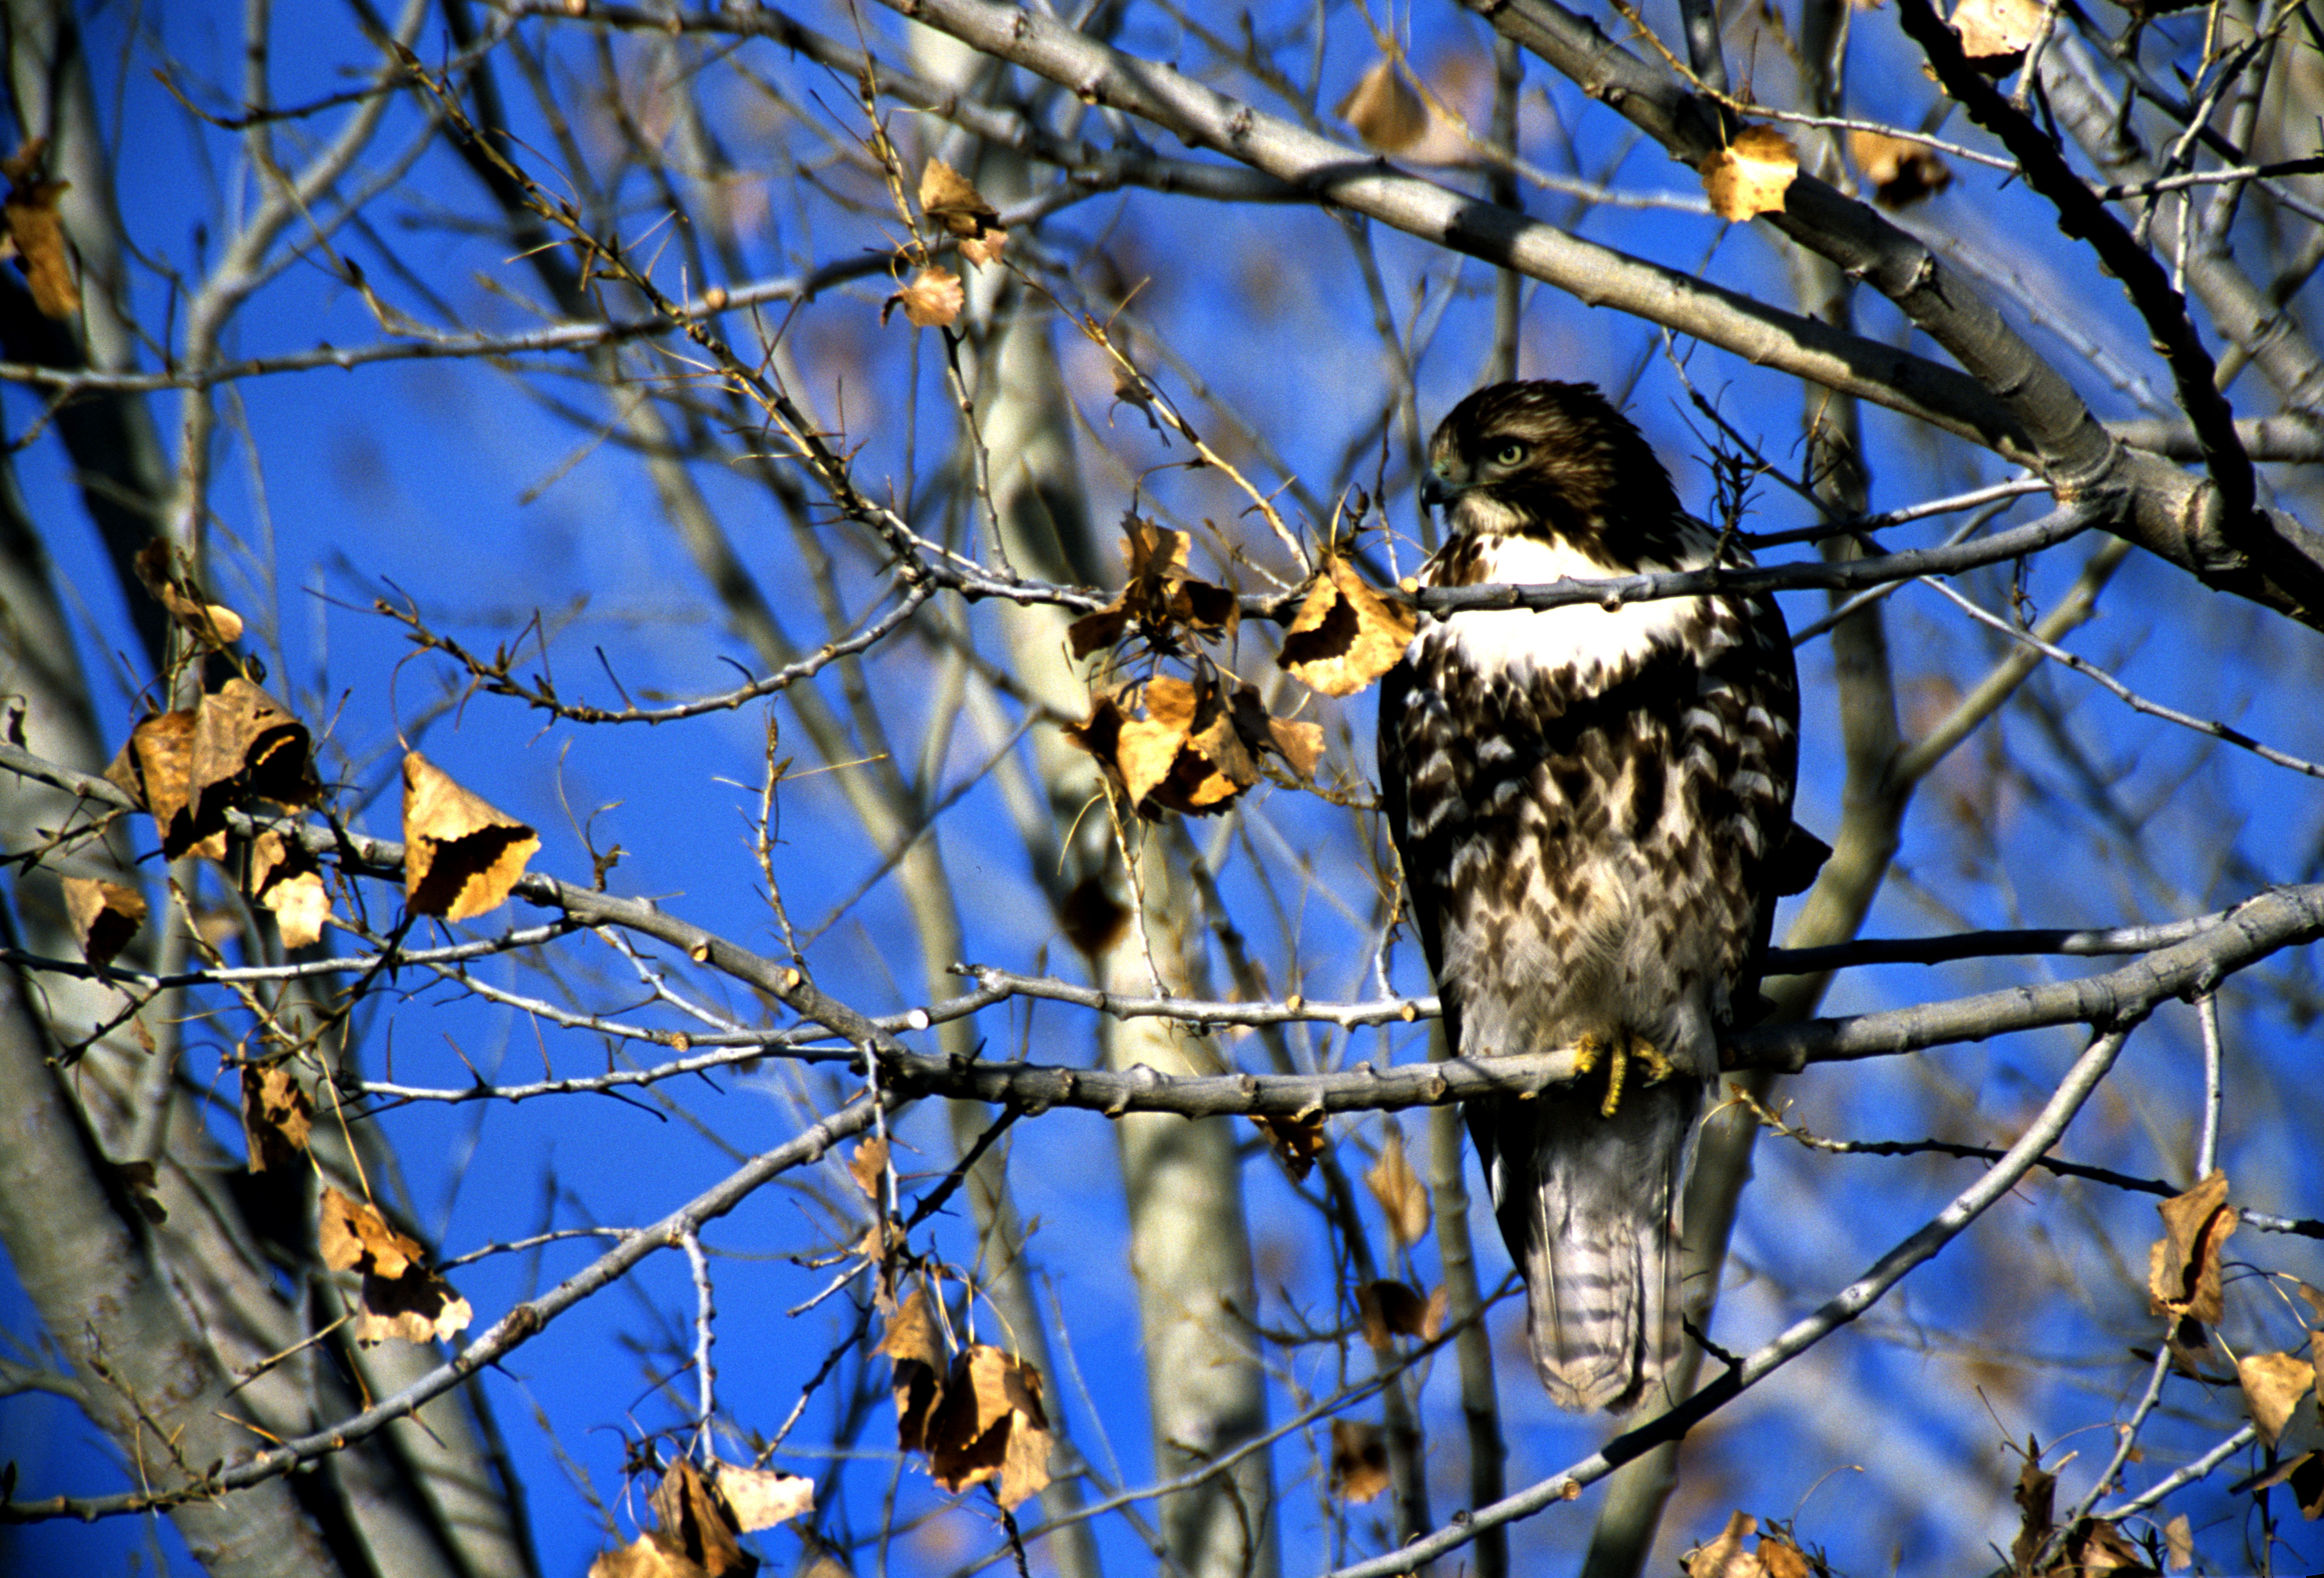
[1491,441,1527,467]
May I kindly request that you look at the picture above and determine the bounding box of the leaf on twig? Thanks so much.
[918,159,1006,264]
[883,266,963,329]
[847,1136,889,1199]
[1847,130,1952,208]
[875,1286,946,1451]
[1067,514,1239,658]
[714,1463,814,1531]
[1356,1280,1430,1346]
[1254,1112,1328,1180]
[1363,1124,1431,1247]
[241,1061,314,1173]
[2147,1171,2236,1351]
[1944,0,2048,72]
[2240,1350,2316,1451]
[1334,59,1428,153]
[1699,124,1799,221]
[132,541,244,649]
[319,1186,472,1345]
[925,1345,1054,1509]
[1277,556,1415,697]
[0,138,77,318]
[1327,1419,1389,1503]
[250,829,331,949]
[62,876,145,968]
[402,752,539,921]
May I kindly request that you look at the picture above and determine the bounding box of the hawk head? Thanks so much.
[1421,380,1688,567]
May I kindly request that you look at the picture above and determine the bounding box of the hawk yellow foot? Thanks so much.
[1569,1031,1675,1118]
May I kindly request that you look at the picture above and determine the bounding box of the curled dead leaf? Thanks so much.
[919,159,1006,264]
[645,1458,756,1578]
[876,1286,946,1451]
[1335,59,1428,153]
[1254,1112,1327,1180]
[1327,1418,1390,1503]
[402,752,539,921]
[848,1136,890,1199]
[1357,1280,1430,1346]
[241,1061,314,1173]
[1700,124,1799,221]
[319,1186,471,1345]
[1364,1124,1431,1247]
[883,266,964,329]
[250,829,331,949]
[1947,0,2048,70]
[926,1345,1053,1509]
[715,1463,814,1531]
[1,139,77,318]
[62,876,145,968]
[1847,130,1952,208]
[2148,1171,2236,1326]
[2240,1350,2316,1450]
[1277,557,1416,697]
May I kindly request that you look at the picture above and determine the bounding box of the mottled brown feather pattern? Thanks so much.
[1377,381,1805,1413]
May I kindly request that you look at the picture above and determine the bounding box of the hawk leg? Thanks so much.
[1569,1031,1677,1119]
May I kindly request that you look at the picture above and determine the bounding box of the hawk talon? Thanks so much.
[1570,1031,1673,1118]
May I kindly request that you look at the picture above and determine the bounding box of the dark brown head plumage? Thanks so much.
[1421,381,1687,566]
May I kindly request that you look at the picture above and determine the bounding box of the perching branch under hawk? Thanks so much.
[1377,381,1823,1413]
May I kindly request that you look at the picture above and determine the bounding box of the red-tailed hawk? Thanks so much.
[1377,381,1817,1413]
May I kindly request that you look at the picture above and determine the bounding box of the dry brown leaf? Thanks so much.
[1364,1124,1431,1247]
[876,1286,947,1451]
[2241,1350,2316,1450]
[131,541,246,649]
[181,680,320,856]
[1254,1113,1327,1180]
[1327,1419,1390,1503]
[588,1536,702,1578]
[646,1459,756,1578]
[241,1061,314,1173]
[1068,519,1239,658]
[1066,671,1262,819]
[884,267,963,329]
[1422,1283,1450,1341]
[2149,1171,2236,1325]
[1847,130,1953,208]
[402,752,539,921]
[0,140,77,319]
[848,1137,890,1200]
[715,1463,814,1531]
[1278,557,1416,697]
[1948,0,2048,68]
[250,829,331,949]
[115,708,211,858]
[1686,1511,1761,1578]
[319,1186,472,1345]
[1756,1528,1814,1578]
[925,1345,1053,1509]
[2010,1448,2056,1575]
[2163,1513,2193,1572]
[919,159,1006,265]
[1335,59,1428,153]
[1700,124,1799,221]
[62,876,145,968]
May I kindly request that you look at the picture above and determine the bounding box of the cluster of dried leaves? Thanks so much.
[884,159,1007,330]
[875,1288,1056,1510]
[591,1455,815,1578]
[1061,519,1410,822]
[1,137,79,318]
[1684,1510,1830,1578]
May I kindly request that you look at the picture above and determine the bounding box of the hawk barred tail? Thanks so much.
[1378,381,1815,1413]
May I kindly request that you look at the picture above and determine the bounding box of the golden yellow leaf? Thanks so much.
[926,1345,1054,1509]
[848,1137,890,1199]
[919,159,1005,264]
[1700,124,1799,221]
[250,829,331,949]
[62,875,144,968]
[401,752,539,921]
[646,1459,754,1578]
[319,1186,472,1345]
[2164,1513,2193,1572]
[1254,1112,1328,1180]
[1278,557,1416,697]
[876,1286,946,1451]
[1685,1510,1763,1578]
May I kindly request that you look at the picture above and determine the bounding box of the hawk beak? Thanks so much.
[1419,472,1453,511]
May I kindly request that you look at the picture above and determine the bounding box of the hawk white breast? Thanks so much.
[1376,380,1814,1413]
